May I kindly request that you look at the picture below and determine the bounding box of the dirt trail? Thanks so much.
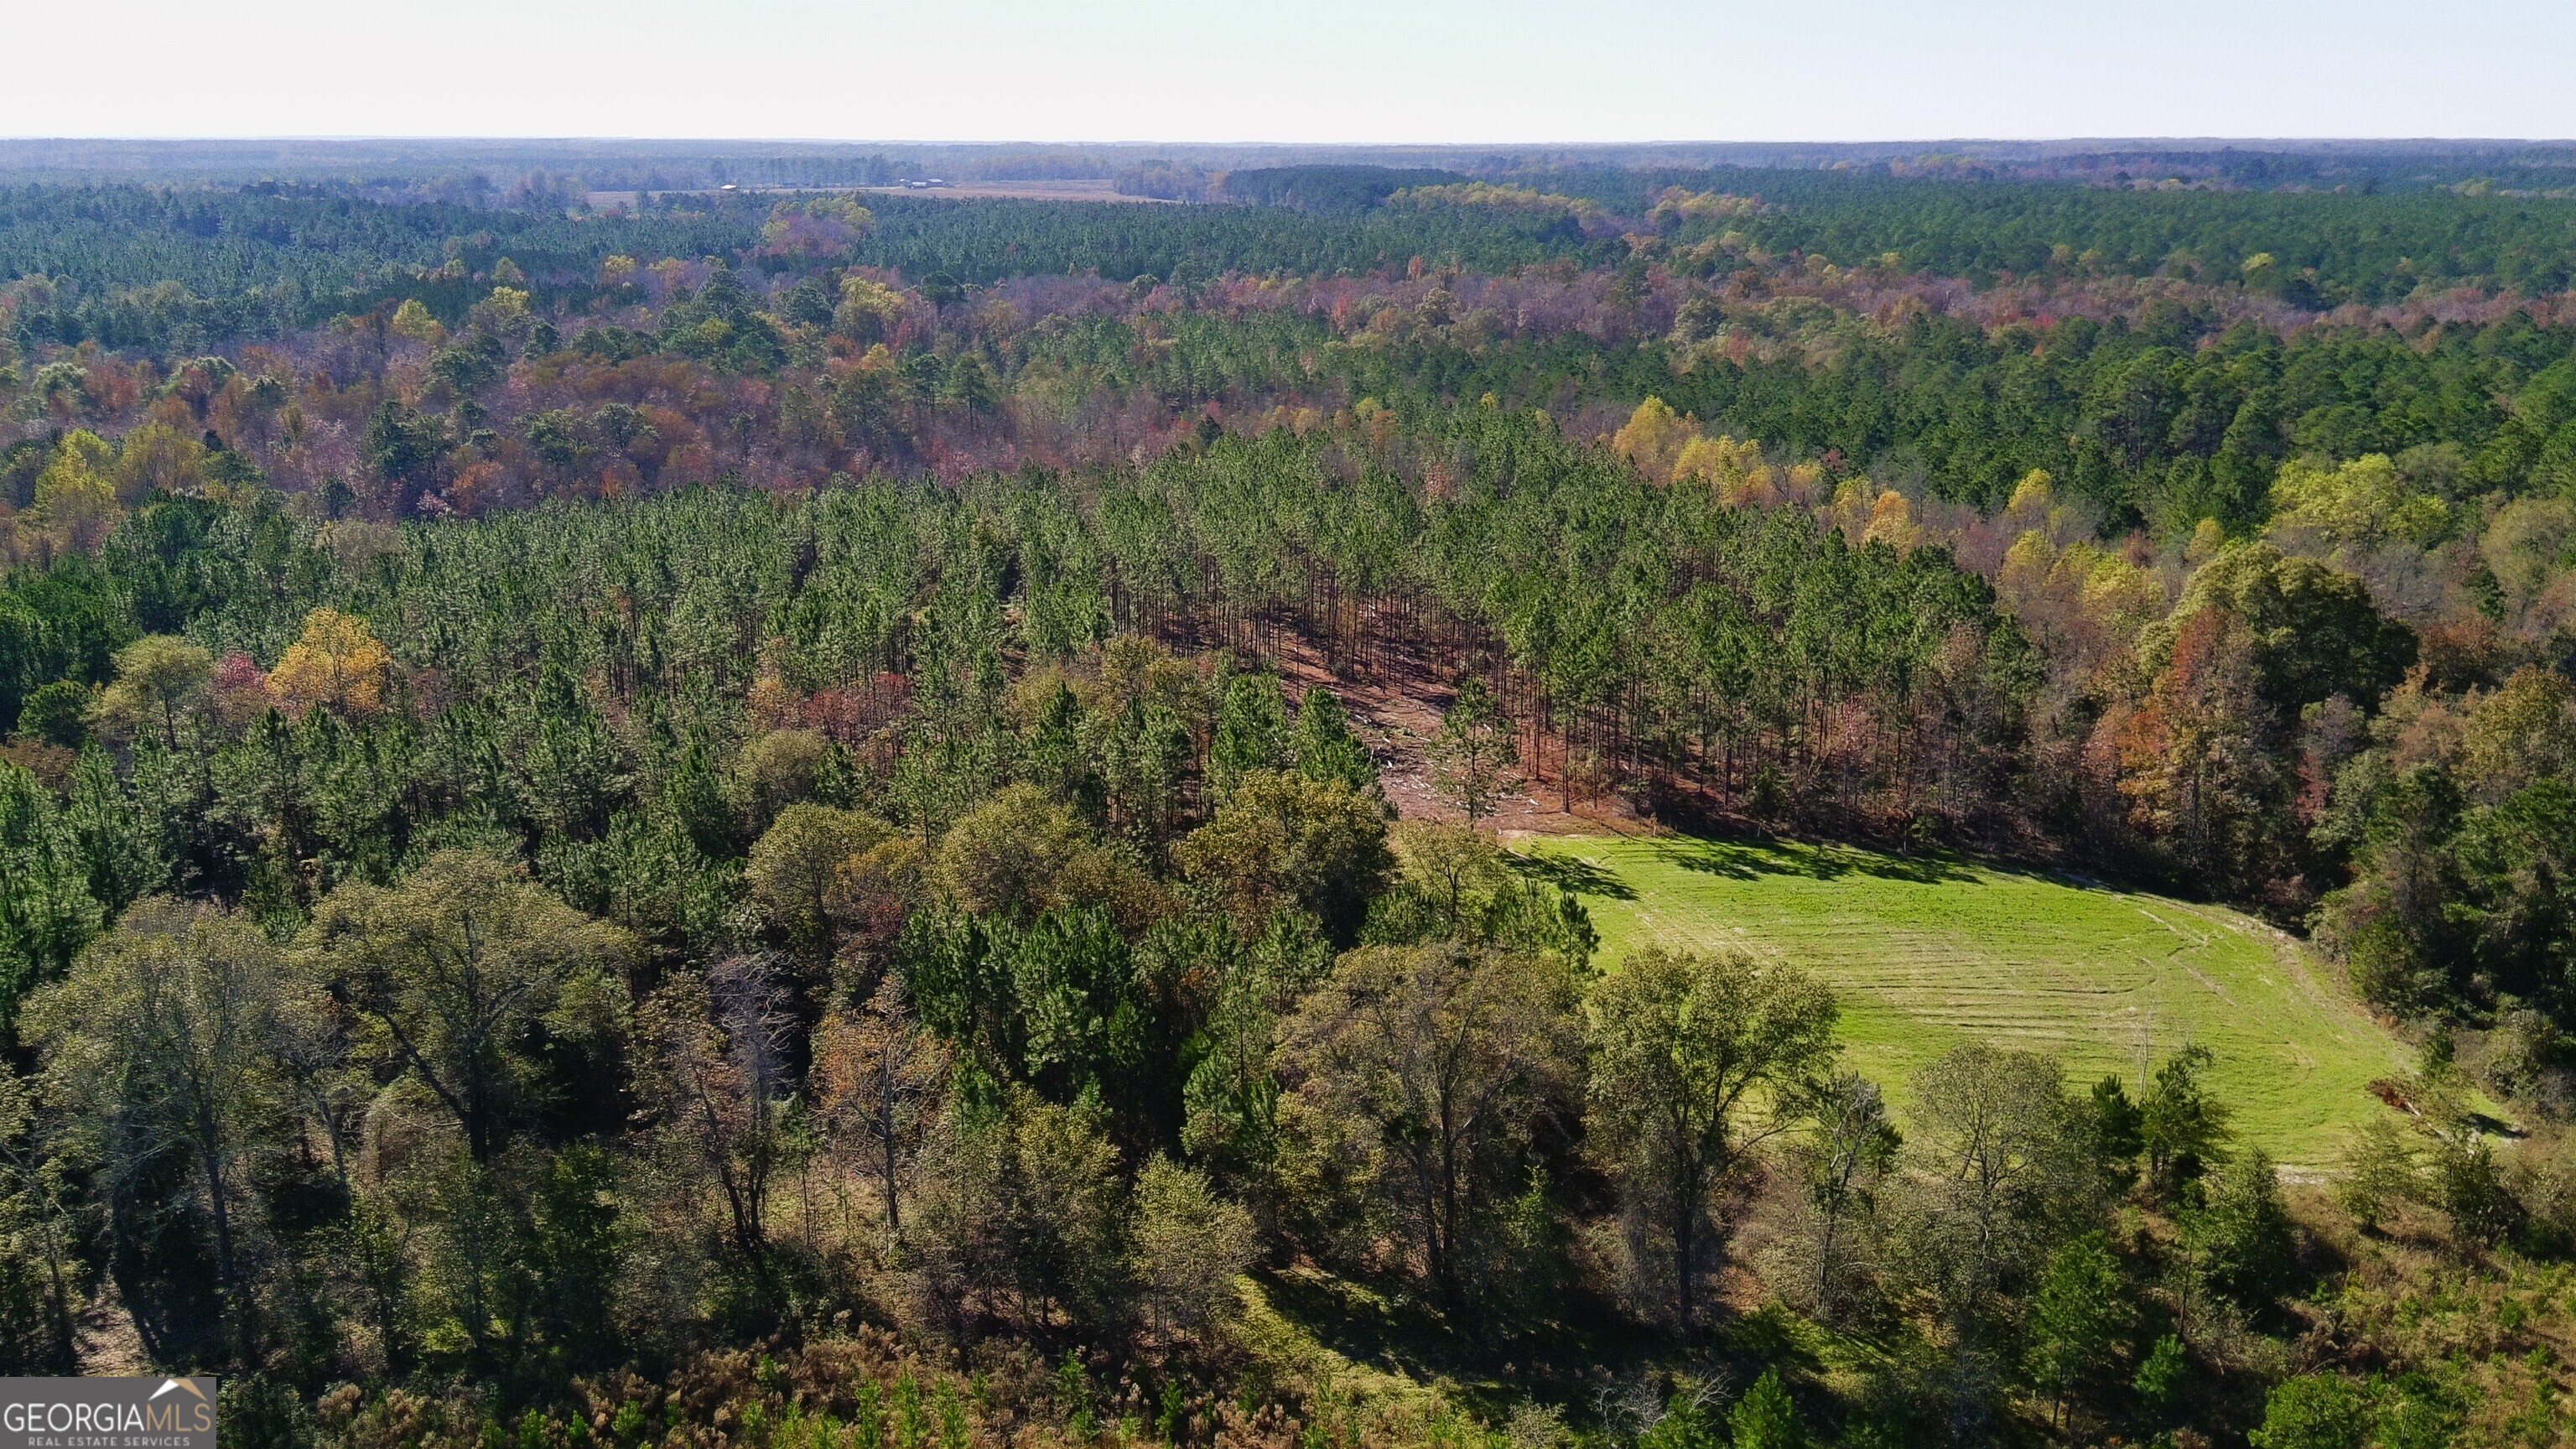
[75,1282,149,1375]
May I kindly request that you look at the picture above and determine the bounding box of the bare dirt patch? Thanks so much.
[1264,629,1641,836]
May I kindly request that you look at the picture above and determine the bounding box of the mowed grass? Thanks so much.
[1511,831,2412,1166]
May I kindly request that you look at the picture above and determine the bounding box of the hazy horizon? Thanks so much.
[12,0,2573,144]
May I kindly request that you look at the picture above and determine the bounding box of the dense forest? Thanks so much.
[2,150,2574,1447]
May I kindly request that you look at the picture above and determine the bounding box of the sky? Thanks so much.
[9,0,2574,144]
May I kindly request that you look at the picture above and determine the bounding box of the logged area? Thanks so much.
[1519,831,2409,1161]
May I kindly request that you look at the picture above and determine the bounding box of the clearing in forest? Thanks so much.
[1510,831,2412,1166]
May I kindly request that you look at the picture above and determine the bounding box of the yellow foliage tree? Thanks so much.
[1385,182,1600,221]
[834,276,909,341]
[2184,517,2227,565]
[1998,532,2169,681]
[1863,489,1920,550]
[2458,666,2576,803]
[267,608,393,717]
[1823,478,1876,543]
[1649,188,1762,224]
[92,635,214,749]
[2002,469,2059,531]
[2267,454,2451,558]
[108,423,208,503]
[29,430,121,554]
[1613,397,1696,482]
[389,298,444,345]
[476,287,531,325]
[1671,434,1773,506]
[2480,496,2576,615]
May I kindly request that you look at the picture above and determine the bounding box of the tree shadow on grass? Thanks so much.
[1654,833,1979,886]
[1250,1265,1682,1428]
[1508,850,1639,901]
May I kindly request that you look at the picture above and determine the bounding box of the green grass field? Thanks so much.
[1512,831,2412,1166]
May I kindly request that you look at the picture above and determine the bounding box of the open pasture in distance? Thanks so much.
[1512,831,2413,1166]
[856,179,1173,202]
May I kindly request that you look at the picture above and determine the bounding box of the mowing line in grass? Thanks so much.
[1513,832,2412,1166]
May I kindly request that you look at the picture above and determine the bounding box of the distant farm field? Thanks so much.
[1512,832,2412,1166]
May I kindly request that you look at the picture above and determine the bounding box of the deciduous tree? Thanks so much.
[813,978,948,1241]
[299,851,628,1165]
[24,899,314,1363]
[1128,1155,1254,1343]
[267,607,393,719]
[91,634,211,750]
[1280,942,1578,1306]
[1176,770,1389,945]
[1586,948,1838,1326]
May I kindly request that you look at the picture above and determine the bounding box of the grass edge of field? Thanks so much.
[1504,827,2423,1171]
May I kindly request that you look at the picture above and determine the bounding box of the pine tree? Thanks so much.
[1208,673,1290,801]
[1727,1370,1805,1449]
[2026,1233,2134,1427]
[1291,685,1378,795]
[1428,676,1519,824]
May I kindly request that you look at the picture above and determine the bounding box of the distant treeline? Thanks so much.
[11,170,2576,352]
[0,187,758,350]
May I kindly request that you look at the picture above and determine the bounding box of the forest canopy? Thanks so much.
[1,139,2573,1449]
